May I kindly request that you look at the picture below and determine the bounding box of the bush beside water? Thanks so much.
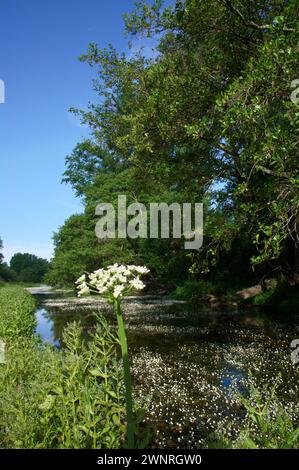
[253,283,299,316]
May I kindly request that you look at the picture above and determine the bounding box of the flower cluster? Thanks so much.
[75,263,150,299]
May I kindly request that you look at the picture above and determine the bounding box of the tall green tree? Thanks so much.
[10,253,49,283]
[52,0,298,288]
[0,239,17,282]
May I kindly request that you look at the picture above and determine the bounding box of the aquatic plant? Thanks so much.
[131,322,299,449]
[76,263,150,448]
[211,378,299,449]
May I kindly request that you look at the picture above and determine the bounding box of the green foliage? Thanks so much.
[0,239,17,283]
[0,263,17,283]
[0,318,126,449]
[171,278,215,301]
[0,286,36,341]
[213,379,299,449]
[253,282,299,315]
[0,237,3,265]
[49,0,299,293]
[10,253,49,283]
[45,213,136,287]
[0,287,151,449]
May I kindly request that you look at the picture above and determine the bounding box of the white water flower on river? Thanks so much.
[75,264,150,300]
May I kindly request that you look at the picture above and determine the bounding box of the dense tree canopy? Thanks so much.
[10,253,49,283]
[49,0,299,289]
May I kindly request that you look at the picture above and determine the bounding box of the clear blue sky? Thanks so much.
[0,0,141,262]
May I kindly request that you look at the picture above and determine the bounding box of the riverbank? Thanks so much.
[171,279,299,316]
[26,285,71,295]
[24,278,299,319]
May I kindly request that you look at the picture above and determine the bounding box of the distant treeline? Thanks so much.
[0,240,49,283]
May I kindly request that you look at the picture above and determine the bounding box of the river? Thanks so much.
[32,288,299,448]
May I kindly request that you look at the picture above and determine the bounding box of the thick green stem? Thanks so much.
[114,298,134,448]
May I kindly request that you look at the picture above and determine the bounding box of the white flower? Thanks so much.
[76,264,150,299]
[129,278,145,290]
[133,266,150,275]
[77,282,90,297]
[115,273,127,284]
[107,263,119,273]
[95,284,109,294]
[75,274,86,284]
[113,284,126,298]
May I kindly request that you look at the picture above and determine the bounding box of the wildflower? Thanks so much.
[77,282,90,297]
[76,263,149,300]
[75,263,150,448]
[113,284,125,298]
[129,278,145,290]
[132,266,150,275]
[75,274,86,284]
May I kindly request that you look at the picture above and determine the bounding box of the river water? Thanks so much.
[33,291,299,448]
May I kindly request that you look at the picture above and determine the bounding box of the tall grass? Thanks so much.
[0,287,127,448]
[0,320,127,448]
[0,286,36,341]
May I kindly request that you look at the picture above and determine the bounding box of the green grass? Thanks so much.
[0,282,44,288]
[0,286,36,341]
[170,279,217,301]
[0,286,152,449]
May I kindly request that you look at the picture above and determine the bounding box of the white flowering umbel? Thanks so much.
[75,263,150,449]
[75,264,149,300]
[76,263,149,299]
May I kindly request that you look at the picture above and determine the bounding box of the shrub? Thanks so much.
[0,263,17,282]
[171,279,216,301]
[253,282,299,315]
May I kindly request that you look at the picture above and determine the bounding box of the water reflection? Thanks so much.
[220,367,247,395]
[35,307,60,347]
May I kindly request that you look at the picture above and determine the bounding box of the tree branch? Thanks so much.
[223,0,295,33]
[256,165,291,179]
